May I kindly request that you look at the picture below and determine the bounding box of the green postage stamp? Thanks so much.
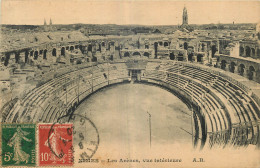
[1,123,36,166]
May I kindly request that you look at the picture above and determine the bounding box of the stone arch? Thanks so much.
[154,42,158,58]
[145,44,149,49]
[238,64,245,76]
[92,56,97,62]
[88,44,92,52]
[245,46,251,57]
[30,51,34,57]
[197,54,203,62]
[230,62,236,73]
[43,49,47,59]
[66,46,69,50]
[202,43,205,52]
[70,46,74,51]
[4,53,10,66]
[15,52,20,63]
[61,47,65,56]
[248,66,255,80]
[164,42,169,47]
[133,52,141,57]
[34,51,39,60]
[184,42,188,50]
[25,50,29,63]
[240,46,244,56]
[170,53,175,60]
[144,52,150,57]
[188,53,193,61]
[124,52,130,57]
[76,60,82,64]
[257,48,260,58]
[221,60,227,70]
[251,48,255,57]
[101,41,105,47]
[211,45,217,57]
[52,48,56,56]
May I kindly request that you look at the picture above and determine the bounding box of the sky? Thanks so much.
[1,0,260,25]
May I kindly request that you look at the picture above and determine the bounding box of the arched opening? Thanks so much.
[34,51,39,60]
[124,52,130,57]
[79,45,83,53]
[221,60,227,70]
[15,53,20,63]
[39,50,43,55]
[188,53,193,61]
[145,44,149,49]
[201,43,205,52]
[30,51,34,57]
[66,46,69,50]
[184,42,188,50]
[248,66,255,80]
[154,42,158,58]
[109,55,113,61]
[133,52,141,57]
[101,42,105,47]
[170,53,175,60]
[97,44,101,51]
[88,45,92,52]
[251,48,255,57]
[70,46,74,51]
[164,42,169,47]
[177,53,184,61]
[61,47,65,56]
[144,52,149,57]
[92,56,97,62]
[43,50,47,60]
[245,46,251,57]
[159,41,163,46]
[239,64,245,76]
[211,45,217,57]
[197,54,203,62]
[25,50,29,63]
[76,60,82,64]
[52,48,56,56]
[240,46,244,56]
[4,53,10,66]
[230,62,236,73]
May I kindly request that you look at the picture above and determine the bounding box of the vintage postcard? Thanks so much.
[0,0,260,167]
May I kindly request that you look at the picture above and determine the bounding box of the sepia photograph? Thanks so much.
[0,0,260,167]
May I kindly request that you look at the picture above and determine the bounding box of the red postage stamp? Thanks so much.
[38,123,73,166]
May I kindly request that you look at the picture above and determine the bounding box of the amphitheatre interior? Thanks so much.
[1,8,260,152]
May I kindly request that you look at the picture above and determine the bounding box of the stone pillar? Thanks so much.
[234,66,239,74]
[252,71,256,81]
[193,55,197,62]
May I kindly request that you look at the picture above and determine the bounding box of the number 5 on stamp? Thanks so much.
[38,123,73,166]
[1,123,36,166]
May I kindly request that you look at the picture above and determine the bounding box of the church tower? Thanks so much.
[182,6,188,25]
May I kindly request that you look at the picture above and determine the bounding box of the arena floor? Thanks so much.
[73,83,192,159]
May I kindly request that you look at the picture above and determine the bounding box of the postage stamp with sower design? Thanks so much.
[1,123,36,166]
[38,123,73,166]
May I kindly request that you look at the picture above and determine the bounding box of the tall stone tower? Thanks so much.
[182,6,188,25]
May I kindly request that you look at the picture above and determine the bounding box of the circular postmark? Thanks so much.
[48,113,99,164]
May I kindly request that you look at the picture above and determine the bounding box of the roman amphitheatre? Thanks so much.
[1,7,260,153]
